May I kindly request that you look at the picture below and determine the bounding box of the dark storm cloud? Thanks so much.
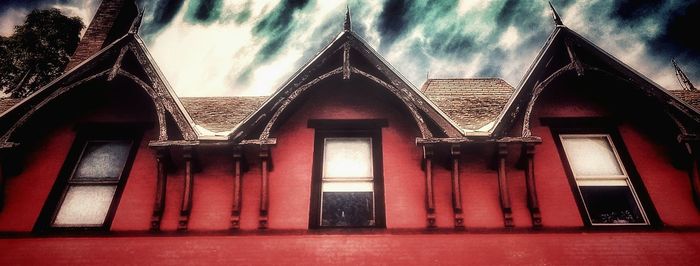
[191,0,222,22]
[378,0,413,49]
[138,0,185,37]
[613,0,665,22]
[235,0,310,84]
[0,0,72,11]
[649,0,700,85]
[5,0,692,95]
[497,0,545,30]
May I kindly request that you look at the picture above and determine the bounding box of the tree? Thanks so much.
[0,8,84,98]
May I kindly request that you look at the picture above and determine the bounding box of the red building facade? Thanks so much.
[1,0,700,264]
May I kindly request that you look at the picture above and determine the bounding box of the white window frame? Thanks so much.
[319,137,376,226]
[559,134,649,226]
[51,139,133,228]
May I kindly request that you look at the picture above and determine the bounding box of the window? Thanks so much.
[36,125,141,232]
[308,120,386,228]
[558,134,650,225]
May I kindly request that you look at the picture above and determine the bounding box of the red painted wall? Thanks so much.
[265,82,427,229]
[0,83,159,232]
[523,82,700,227]
[2,75,699,233]
[2,233,700,264]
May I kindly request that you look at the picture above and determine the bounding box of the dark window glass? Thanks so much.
[73,141,131,180]
[52,140,134,227]
[579,186,645,224]
[321,192,374,227]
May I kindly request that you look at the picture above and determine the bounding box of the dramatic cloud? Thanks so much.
[0,0,98,36]
[1,0,698,96]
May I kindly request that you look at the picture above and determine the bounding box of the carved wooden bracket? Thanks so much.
[259,145,271,229]
[423,145,436,228]
[231,146,243,230]
[523,143,542,227]
[564,38,585,77]
[0,151,5,212]
[497,142,514,227]
[342,43,351,80]
[682,141,700,209]
[450,145,464,229]
[150,147,169,231]
[178,147,194,231]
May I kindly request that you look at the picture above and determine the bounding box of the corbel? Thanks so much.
[680,138,700,209]
[450,144,464,229]
[150,147,170,231]
[342,42,351,80]
[423,145,436,228]
[259,145,272,229]
[497,142,514,227]
[178,146,195,231]
[231,145,245,230]
[0,150,6,211]
[564,38,584,77]
[522,143,542,227]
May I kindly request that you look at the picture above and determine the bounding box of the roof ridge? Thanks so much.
[427,77,507,81]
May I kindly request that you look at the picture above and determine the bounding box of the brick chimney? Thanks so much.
[64,0,138,71]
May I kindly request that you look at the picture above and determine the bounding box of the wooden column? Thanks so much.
[150,148,168,231]
[450,145,464,229]
[523,143,542,227]
[178,147,194,231]
[0,153,4,211]
[231,146,243,230]
[684,141,700,208]
[497,142,513,227]
[691,155,700,208]
[423,145,436,228]
[259,145,271,229]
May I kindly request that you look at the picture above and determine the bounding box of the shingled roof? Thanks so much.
[422,78,514,132]
[670,90,700,112]
[179,97,268,133]
[0,98,23,114]
[2,78,516,135]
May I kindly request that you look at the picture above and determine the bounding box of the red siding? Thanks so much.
[2,233,699,264]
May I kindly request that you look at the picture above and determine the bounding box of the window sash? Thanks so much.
[51,140,134,228]
[559,134,649,226]
[318,137,377,227]
[69,140,132,182]
[322,137,374,179]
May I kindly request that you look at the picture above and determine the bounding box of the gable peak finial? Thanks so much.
[549,1,563,26]
[344,5,352,31]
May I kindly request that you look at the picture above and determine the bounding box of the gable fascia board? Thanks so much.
[565,29,700,119]
[347,31,465,137]
[225,31,349,140]
[130,34,198,138]
[491,27,564,137]
[0,35,130,122]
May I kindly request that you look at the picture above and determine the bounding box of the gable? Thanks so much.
[226,29,466,142]
[0,33,198,148]
[494,26,700,138]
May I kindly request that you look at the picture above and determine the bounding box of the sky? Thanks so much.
[0,0,698,96]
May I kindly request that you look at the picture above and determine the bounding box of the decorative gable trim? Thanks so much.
[0,33,198,148]
[228,29,465,143]
[493,25,700,138]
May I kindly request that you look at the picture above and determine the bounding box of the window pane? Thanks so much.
[562,136,623,176]
[53,185,117,227]
[323,138,372,178]
[579,185,646,224]
[323,181,373,192]
[74,141,131,180]
[321,192,374,227]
